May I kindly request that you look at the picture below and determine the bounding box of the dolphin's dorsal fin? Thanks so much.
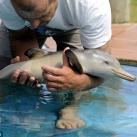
[24,48,49,59]
[65,49,83,74]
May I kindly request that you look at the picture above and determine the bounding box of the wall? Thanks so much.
[110,0,130,23]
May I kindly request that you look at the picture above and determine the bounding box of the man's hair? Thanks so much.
[12,0,57,20]
[13,0,38,12]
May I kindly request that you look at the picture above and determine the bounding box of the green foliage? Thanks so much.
[130,0,137,22]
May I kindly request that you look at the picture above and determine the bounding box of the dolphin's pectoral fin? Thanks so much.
[65,49,83,74]
[24,48,49,59]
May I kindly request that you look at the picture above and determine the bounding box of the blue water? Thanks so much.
[0,65,137,137]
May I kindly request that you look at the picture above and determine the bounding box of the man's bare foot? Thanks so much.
[56,107,85,129]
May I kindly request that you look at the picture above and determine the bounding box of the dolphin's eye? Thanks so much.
[104,61,109,65]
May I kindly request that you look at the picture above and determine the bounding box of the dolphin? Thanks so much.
[0,48,136,82]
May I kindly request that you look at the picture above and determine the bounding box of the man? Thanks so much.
[0,0,111,92]
[0,0,112,129]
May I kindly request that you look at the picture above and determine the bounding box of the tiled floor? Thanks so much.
[109,24,137,62]
[45,24,137,63]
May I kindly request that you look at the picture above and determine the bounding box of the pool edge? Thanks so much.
[119,59,137,66]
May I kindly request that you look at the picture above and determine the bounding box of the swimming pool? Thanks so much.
[0,65,137,137]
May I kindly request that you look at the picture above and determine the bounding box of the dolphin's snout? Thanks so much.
[112,68,136,81]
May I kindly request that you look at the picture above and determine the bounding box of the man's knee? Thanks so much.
[0,21,11,58]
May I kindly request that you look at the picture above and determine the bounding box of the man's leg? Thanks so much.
[0,22,11,69]
[53,29,83,51]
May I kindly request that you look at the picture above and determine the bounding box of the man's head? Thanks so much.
[11,0,58,28]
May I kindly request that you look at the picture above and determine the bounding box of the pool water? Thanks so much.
[0,65,137,137]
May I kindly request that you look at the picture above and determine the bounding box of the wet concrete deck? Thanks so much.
[46,24,137,65]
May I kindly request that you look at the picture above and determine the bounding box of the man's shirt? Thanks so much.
[0,0,112,48]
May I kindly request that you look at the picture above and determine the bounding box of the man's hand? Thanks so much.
[42,49,102,92]
[10,56,39,87]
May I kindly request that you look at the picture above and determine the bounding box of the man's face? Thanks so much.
[11,0,57,28]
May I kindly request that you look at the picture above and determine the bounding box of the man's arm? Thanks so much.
[82,43,111,89]
[97,43,111,53]
[9,27,42,86]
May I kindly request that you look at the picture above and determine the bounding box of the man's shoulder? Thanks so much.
[0,0,5,4]
[0,0,15,16]
[0,0,25,30]
[62,0,109,8]
[60,0,104,14]
[62,0,96,7]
